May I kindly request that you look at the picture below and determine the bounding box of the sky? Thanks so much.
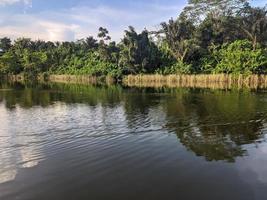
[0,0,265,42]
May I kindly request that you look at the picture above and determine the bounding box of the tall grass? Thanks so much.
[5,74,24,82]
[49,75,116,85]
[5,74,267,89]
[123,74,267,89]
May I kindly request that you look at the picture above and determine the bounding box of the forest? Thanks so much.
[0,0,267,78]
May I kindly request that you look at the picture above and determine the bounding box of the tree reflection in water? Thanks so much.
[0,81,266,163]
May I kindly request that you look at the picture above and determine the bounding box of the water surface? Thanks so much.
[0,82,267,200]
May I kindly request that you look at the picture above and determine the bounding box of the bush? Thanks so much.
[206,40,267,74]
[0,51,22,74]
[54,52,123,78]
[157,60,192,74]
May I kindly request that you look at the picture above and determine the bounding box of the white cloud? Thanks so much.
[68,3,184,41]
[0,0,20,6]
[0,14,78,41]
[0,0,31,6]
[0,2,185,42]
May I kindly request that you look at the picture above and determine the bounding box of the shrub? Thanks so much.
[0,51,22,74]
[159,61,193,74]
[209,40,267,74]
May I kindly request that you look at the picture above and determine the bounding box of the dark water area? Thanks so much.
[1,81,267,200]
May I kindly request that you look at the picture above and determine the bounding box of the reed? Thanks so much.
[49,75,98,84]
[123,74,267,89]
[48,75,116,85]
[6,74,267,89]
[5,74,25,82]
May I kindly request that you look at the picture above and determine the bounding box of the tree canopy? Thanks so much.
[0,0,267,77]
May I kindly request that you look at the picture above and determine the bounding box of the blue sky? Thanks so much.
[0,0,265,41]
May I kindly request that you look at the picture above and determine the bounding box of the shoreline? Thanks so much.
[123,74,267,89]
[3,74,267,89]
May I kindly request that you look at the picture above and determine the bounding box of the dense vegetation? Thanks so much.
[0,0,267,78]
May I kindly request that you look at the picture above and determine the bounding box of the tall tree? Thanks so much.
[119,26,160,74]
[0,51,22,74]
[85,36,98,50]
[195,14,243,48]
[98,27,111,43]
[238,5,267,49]
[160,14,197,63]
[0,37,12,53]
[184,0,248,21]
[97,27,113,61]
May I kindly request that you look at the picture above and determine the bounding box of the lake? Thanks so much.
[0,81,267,200]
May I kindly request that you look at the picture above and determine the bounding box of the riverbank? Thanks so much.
[2,74,116,85]
[3,74,267,89]
[49,75,115,85]
[48,74,267,89]
[123,74,267,89]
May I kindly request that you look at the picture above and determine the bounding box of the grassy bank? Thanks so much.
[3,74,48,82]
[4,74,267,89]
[48,75,116,85]
[123,74,267,89]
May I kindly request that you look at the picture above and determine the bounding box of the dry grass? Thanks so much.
[49,75,116,85]
[123,74,267,89]
[6,74,267,89]
[6,74,25,81]
[49,75,98,84]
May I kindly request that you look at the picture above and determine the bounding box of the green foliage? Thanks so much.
[203,40,267,74]
[0,51,22,74]
[119,26,161,74]
[0,1,266,78]
[54,51,122,78]
[160,14,197,63]
[184,0,248,22]
[0,37,12,53]
[238,5,267,49]
[157,61,192,74]
[21,50,48,74]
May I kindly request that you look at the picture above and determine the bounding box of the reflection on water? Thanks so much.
[0,105,44,183]
[0,81,267,200]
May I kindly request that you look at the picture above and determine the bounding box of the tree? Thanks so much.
[238,5,267,49]
[85,36,98,50]
[0,37,12,53]
[195,14,243,48]
[160,14,198,64]
[184,0,248,22]
[21,50,48,75]
[0,51,22,74]
[203,40,267,74]
[119,26,161,74]
[0,1,267,77]
[13,38,32,50]
[75,36,98,51]
[183,0,248,47]
[97,27,113,61]
[98,27,111,42]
